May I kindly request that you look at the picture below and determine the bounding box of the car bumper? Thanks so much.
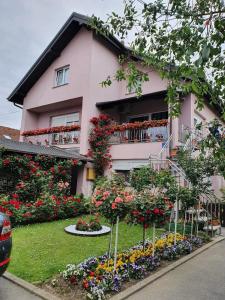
[0,237,12,276]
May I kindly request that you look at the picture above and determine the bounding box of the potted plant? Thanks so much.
[170,147,178,158]
[145,134,152,142]
[73,137,79,143]
[156,134,163,142]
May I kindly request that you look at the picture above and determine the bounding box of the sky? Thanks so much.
[0,0,127,129]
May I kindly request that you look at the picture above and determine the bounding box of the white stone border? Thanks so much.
[64,225,111,236]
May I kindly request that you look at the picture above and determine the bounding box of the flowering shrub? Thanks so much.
[88,114,113,176]
[76,216,102,232]
[92,188,134,224]
[92,174,134,225]
[62,233,203,300]
[0,153,81,202]
[0,194,86,226]
[128,193,173,228]
[21,124,80,136]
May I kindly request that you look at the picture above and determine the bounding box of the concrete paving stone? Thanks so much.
[0,277,42,300]
[128,239,225,300]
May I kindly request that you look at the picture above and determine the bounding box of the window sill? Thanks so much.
[52,83,69,89]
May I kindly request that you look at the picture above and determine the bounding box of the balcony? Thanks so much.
[22,125,80,146]
[110,120,169,145]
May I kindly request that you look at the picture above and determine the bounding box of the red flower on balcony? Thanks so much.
[111,119,168,132]
[22,124,81,137]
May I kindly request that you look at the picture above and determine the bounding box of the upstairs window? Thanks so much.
[51,113,80,145]
[151,111,168,120]
[55,66,69,86]
[51,113,79,127]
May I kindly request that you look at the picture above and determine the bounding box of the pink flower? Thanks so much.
[103,191,110,198]
[95,201,103,207]
[124,195,133,202]
[95,190,101,196]
[111,202,117,209]
[115,197,123,203]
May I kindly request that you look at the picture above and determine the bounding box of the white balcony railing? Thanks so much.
[22,125,80,146]
[110,125,169,144]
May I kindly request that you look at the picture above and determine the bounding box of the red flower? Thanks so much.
[35,200,43,207]
[3,159,10,166]
[89,271,95,277]
[83,280,89,289]
[12,193,19,199]
[111,202,117,210]
[153,208,160,215]
[139,216,145,222]
[22,212,32,218]
[6,210,13,217]
[132,210,139,216]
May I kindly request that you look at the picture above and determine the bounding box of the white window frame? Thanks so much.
[50,112,80,145]
[51,112,79,127]
[55,65,69,87]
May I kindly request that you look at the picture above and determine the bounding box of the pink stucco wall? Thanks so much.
[110,142,163,160]
[19,26,224,196]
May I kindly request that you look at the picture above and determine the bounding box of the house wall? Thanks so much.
[19,26,224,197]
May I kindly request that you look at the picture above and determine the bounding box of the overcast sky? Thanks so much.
[0,0,127,129]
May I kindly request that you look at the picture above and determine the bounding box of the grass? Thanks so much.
[8,216,164,283]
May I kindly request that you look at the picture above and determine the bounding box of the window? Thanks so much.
[55,66,69,86]
[151,111,168,120]
[128,115,149,123]
[51,113,79,127]
[51,113,80,145]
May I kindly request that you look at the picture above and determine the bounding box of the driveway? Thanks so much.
[0,277,42,300]
[128,239,225,300]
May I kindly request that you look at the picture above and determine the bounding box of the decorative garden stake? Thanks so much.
[191,210,194,238]
[143,225,146,251]
[113,216,119,272]
[174,198,178,245]
[152,222,156,257]
[168,209,173,233]
[183,211,187,238]
[107,223,114,264]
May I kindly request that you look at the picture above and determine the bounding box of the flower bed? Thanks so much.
[61,233,203,300]
[0,194,86,227]
[76,216,102,232]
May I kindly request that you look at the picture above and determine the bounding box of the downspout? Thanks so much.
[13,102,23,109]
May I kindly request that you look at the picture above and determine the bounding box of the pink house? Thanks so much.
[8,13,225,197]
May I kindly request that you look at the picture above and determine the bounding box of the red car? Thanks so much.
[0,212,12,275]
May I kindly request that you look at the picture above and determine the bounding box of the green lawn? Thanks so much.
[8,217,164,283]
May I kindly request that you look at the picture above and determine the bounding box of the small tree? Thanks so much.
[90,0,225,119]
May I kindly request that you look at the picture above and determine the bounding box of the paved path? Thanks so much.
[0,277,42,300]
[128,239,225,300]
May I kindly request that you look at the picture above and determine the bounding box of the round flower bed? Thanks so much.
[64,216,111,237]
[76,217,102,232]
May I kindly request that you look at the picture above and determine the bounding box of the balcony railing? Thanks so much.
[22,125,80,146]
[109,120,169,144]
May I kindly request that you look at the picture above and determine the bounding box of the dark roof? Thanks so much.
[7,12,129,105]
[0,138,88,161]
